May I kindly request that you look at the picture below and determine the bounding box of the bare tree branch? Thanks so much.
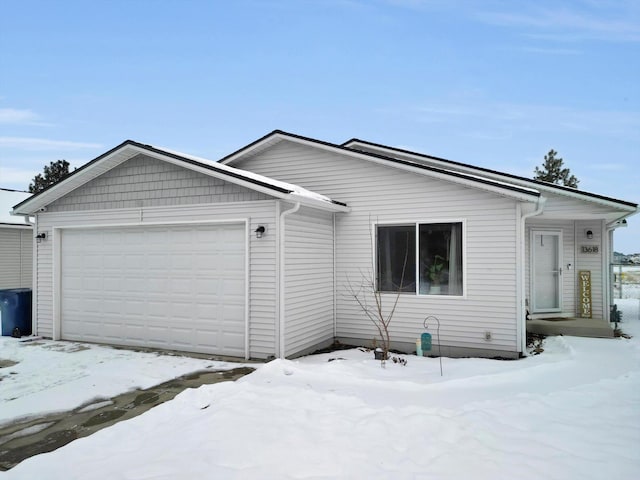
[344,219,410,360]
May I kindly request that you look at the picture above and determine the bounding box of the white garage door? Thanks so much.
[60,223,246,356]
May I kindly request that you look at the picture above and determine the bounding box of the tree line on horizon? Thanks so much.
[28,149,580,194]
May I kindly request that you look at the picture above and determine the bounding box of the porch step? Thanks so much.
[527,317,614,338]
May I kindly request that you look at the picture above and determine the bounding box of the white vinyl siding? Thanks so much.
[525,221,575,317]
[46,154,271,212]
[234,141,520,353]
[525,219,605,320]
[35,200,278,358]
[575,220,605,319]
[541,192,616,219]
[284,206,334,357]
[0,227,33,289]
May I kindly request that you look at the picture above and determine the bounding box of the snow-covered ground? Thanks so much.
[0,340,240,426]
[614,265,640,299]
[2,303,639,479]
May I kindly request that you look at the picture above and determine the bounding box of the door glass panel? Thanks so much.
[533,233,560,311]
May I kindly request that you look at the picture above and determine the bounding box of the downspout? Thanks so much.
[278,201,301,359]
[518,196,546,356]
[332,212,337,339]
[574,222,577,315]
[17,213,37,336]
[606,214,634,321]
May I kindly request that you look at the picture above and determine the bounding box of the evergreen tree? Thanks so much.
[29,160,71,193]
[533,150,579,187]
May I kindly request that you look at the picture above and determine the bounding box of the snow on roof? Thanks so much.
[149,144,341,206]
[0,188,31,225]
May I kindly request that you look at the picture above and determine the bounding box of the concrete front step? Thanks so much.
[527,317,615,338]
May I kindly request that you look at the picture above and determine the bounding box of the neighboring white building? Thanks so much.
[12,132,639,359]
[1,188,32,289]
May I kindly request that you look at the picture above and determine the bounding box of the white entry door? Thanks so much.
[60,223,246,356]
[531,230,562,313]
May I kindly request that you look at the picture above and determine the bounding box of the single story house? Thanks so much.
[12,131,638,359]
[1,188,32,289]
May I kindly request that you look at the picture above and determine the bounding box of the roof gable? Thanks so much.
[13,141,349,215]
[220,130,541,202]
[343,138,637,212]
[45,153,273,212]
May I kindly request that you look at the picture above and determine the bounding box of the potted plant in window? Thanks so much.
[428,255,446,294]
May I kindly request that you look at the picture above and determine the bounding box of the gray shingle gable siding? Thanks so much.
[47,154,271,212]
[13,139,347,215]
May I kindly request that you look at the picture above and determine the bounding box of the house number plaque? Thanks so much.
[579,270,592,318]
[581,245,599,254]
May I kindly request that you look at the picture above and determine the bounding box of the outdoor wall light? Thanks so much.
[586,229,593,239]
[255,225,266,239]
[36,232,46,243]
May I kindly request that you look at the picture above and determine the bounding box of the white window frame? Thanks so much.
[373,219,467,298]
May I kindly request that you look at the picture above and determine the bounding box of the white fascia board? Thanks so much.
[356,154,540,202]
[0,223,32,229]
[134,146,349,213]
[13,142,347,216]
[541,206,640,223]
[219,135,285,165]
[533,184,637,212]
[12,148,138,215]
[346,141,636,213]
[286,193,350,213]
[224,133,540,202]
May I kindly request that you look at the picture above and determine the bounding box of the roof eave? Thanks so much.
[13,140,349,215]
[218,130,288,165]
[344,138,637,212]
[0,222,32,229]
[13,140,142,215]
[286,193,350,213]
[222,131,541,202]
[128,145,348,211]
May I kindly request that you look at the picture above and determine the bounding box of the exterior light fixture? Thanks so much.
[36,232,46,243]
[586,229,593,240]
[255,225,266,238]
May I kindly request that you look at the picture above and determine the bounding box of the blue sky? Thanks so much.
[1,0,638,252]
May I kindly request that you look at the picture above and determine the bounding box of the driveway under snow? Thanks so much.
[0,339,242,426]
[2,300,639,479]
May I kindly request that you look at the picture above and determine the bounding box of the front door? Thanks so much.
[531,230,562,313]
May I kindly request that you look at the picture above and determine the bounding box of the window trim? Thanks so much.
[373,219,467,298]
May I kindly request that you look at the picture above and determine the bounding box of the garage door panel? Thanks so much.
[123,300,145,316]
[169,278,193,294]
[64,274,84,290]
[148,254,168,270]
[124,254,146,268]
[223,278,245,293]
[61,223,246,356]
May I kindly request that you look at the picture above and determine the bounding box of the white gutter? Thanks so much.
[12,144,349,216]
[345,140,638,213]
[221,133,540,202]
[517,196,547,355]
[19,214,35,227]
[278,201,301,358]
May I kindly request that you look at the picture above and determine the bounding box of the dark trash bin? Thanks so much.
[0,288,32,337]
